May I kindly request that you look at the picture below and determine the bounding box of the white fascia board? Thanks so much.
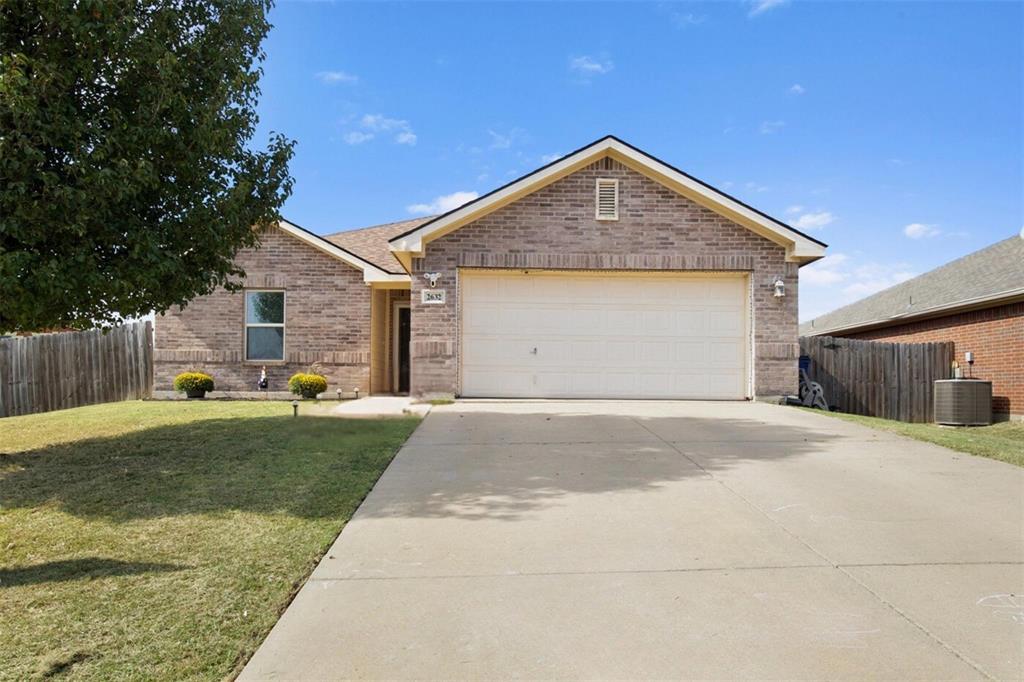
[603,139,826,263]
[389,136,827,264]
[277,220,409,284]
[388,144,605,256]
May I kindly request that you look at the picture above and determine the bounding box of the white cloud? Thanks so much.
[316,70,358,85]
[347,114,417,146]
[672,12,706,27]
[343,131,373,145]
[569,55,613,76]
[842,265,917,299]
[407,190,480,216]
[799,253,918,321]
[488,130,513,150]
[541,152,563,164]
[361,114,406,132]
[887,157,909,166]
[785,205,805,215]
[749,0,788,17]
[759,120,785,134]
[800,253,848,286]
[745,181,768,193]
[788,83,805,95]
[791,211,835,230]
[903,222,941,239]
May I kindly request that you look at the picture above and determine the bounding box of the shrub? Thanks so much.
[173,371,214,394]
[288,373,327,399]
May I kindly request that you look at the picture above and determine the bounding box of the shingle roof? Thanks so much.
[324,217,434,274]
[800,234,1024,336]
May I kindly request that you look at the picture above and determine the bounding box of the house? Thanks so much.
[155,136,827,400]
[801,235,1023,419]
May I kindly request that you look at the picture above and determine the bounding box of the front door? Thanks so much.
[396,305,411,393]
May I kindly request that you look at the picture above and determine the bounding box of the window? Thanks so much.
[245,291,285,361]
[595,178,619,220]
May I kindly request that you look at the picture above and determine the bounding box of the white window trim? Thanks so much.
[244,289,286,362]
[595,177,619,221]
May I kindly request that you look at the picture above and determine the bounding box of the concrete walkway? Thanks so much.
[240,401,1023,680]
[329,396,430,418]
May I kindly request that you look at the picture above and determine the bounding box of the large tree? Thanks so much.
[0,0,294,331]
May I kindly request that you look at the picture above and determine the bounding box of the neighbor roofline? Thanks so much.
[388,135,828,264]
[803,287,1024,337]
[276,219,410,284]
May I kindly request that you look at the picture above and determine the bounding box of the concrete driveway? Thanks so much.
[240,401,1023,680]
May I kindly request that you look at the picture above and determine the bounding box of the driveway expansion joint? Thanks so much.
[628,415,996,681]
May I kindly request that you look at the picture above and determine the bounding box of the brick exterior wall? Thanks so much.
[154,227,372,395]
[841,301,1023,416]
[410,157,799,399]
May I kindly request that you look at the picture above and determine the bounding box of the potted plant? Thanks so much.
[173,371,215,399]
[288,372,328,400]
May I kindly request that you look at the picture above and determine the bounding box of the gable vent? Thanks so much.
[595,178,619,220]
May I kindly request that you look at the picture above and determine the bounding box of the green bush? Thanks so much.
[288,373,327,399]
[173,372,214,394]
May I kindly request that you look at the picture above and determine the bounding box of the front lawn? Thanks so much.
[803,409,1023,467]
[0,401,420,680]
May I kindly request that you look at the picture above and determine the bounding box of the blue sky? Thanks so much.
[255,0,1022,321]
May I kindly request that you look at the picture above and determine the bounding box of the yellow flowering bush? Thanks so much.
[173,371,214,394]
[288,373,327,399]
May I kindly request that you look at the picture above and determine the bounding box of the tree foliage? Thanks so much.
[0,0,294,331]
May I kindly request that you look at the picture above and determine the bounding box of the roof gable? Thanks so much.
[275,220,408,284]
[324,217,432,275]
[388,135,827,267]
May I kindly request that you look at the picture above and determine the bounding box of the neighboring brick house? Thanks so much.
[801,236,1023,419]
[155,136,827,400]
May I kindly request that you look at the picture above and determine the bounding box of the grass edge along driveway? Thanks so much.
[800,407,1023,467]
[0,400,420,681]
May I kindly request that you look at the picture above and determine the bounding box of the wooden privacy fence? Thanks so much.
[799,335,954,423]
[0,321,153,418]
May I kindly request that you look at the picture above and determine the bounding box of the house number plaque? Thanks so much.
[421,289,446,305]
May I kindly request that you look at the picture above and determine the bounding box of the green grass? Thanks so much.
[0,401,420,681]
[803,408,1024,467]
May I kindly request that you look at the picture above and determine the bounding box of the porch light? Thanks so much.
[772,277,786,298]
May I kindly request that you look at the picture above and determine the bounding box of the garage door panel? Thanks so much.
[675,310,708,335]
[570,340,604,362]
[708,372,745,397]
[570,308,606,333]
[673,372,711,396]
[708,340,745,368]
[708,309,745,335]
[464,305,500,332]
[673,341,707,364]
[461,272,749,399]
[569,372,604,394]
[607,309,641,330]
[639,341,671,364]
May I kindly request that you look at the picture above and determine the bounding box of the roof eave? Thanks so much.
[804,287,1024,337]
[278,220,410,284]
[389,135,828,263]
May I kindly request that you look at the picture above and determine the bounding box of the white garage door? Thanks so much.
[460,271,749,399]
